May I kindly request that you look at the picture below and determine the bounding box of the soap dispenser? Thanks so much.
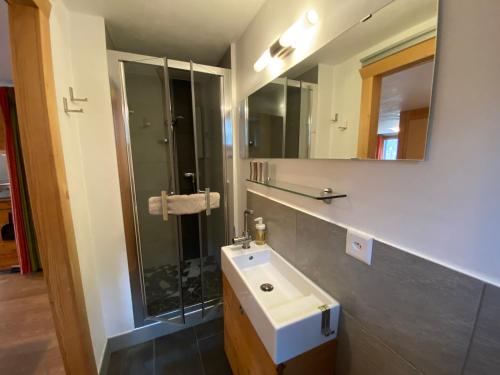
[254,217,266,245]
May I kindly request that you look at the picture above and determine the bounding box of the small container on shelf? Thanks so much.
[250,161,259,181]
[258,162,268,183]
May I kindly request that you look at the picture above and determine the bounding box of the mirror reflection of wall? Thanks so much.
[241,0,438,161]
[247,80,285,158]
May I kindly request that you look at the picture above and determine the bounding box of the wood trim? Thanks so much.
[7,1,97,373]
[357,76,381,158]
[397,107,429,159]
[0,199,18,270]
[359,37,436,79]
[6,0,51,17]
[357,37,436,159]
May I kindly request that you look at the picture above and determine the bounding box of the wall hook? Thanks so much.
[337,121,348,131]
[63,97,83,114]
[69,87,88,102]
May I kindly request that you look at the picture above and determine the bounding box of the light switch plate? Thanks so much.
[345,228,373,265]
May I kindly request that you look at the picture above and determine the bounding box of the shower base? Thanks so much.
[144,256,222,317]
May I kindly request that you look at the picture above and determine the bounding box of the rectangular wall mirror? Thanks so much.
[240,0,438,160]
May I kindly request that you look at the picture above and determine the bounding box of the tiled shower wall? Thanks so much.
[247,191,500,375]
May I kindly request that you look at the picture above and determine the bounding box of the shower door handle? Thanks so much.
[198,187,211,216]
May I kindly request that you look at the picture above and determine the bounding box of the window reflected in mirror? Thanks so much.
[241,0,438,161]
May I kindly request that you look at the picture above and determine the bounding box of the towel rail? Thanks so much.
[161,190,169,221]
[198,187,211,216]
[149,191,219,217]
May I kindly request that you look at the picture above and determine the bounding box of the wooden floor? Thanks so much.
[0,272,65,374]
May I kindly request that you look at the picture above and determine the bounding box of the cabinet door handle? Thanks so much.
[239,305,244,315]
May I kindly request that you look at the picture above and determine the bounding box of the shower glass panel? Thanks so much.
[168,67,204,313]
[120,57,227,324]
[122,60,182,318]
[191,65,226,311]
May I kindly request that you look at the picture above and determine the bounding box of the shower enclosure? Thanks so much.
[108,51,233,327]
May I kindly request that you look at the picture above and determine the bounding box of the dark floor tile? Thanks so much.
[198,332,232,375]
[121,341,155,375]
[106,341,154,375]
[155,327,204,375]
[106,350,125,375]
[194,317,224,341]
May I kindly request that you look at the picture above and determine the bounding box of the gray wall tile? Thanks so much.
[294,211,348,292]
[249,191,486,375]
[247,192,296,260]
[296,211,483,375]
[336,311,421,375]
[355,241,483,375]
[464,284,500,375]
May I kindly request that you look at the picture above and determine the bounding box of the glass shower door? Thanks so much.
[190,64,227,316]
[121,60,184,320]
[119,57,228,325]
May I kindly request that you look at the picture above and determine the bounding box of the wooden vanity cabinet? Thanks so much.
[223,275,337,375]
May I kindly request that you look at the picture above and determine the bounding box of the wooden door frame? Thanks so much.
[357,37,436,159]
[397,106,429,159]
[6,0,97,373]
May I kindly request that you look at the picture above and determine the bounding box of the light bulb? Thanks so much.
[268,57,283,75]
[279,21,302,48]
[279,9,319,48]
[306,9,319,25]
[253,49,271,72]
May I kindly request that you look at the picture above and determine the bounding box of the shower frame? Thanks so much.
[107,50,234,327]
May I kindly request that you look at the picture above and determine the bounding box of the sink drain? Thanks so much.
[260,283,274,292]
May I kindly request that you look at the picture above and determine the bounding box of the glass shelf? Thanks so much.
[246,179,347,203]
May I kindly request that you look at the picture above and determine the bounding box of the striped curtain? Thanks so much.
[0,87,40,273]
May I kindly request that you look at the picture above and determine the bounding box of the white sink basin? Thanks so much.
[221,242,340,364]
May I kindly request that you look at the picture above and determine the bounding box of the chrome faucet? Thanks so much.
[232,209,254,249]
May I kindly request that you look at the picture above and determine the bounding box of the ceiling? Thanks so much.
[378,60,434,134]
[0,1,13,86]
[63,0,266,65]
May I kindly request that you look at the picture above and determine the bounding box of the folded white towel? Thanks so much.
[148,192,220,216]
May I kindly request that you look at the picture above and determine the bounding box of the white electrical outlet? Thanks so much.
[345,228,373,265]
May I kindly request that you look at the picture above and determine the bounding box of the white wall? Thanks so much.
[311,64,334,158]
[234,0,500,287]
[50,0,134,367]
[329,57,361,158]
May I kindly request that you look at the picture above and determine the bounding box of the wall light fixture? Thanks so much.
[253,9,319,72]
